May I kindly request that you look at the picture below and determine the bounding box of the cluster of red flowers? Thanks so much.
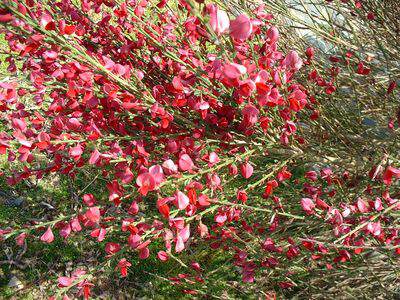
[0,0,399,298]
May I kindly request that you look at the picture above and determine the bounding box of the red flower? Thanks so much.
[105,242,121,255]
[264,180,278,197]
[305,47,315,60]
[0,13,14,23]
[277,167,292,182]
[136,172,156,195]
[387,81,397,94]
[305,171,318,181]
[116,258,131,277]
[383,166,400,185]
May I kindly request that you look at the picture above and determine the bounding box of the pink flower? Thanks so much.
[40,227,54,243]
[241,104,259,127]
[16,232,27,246]
[178,154,194,171]
[207,4,230,35]
[88,149,101,165]
[208,152,220,166]
[356,198,369,213]
[240,162,254,179]
[90,227,106,242]
[136,172,156,195]
[71,218,82,232]
[282,50,303,71]
[117,166,134,184]
[157,251,169,261]
[175,190,189,210]
[301,198,315,214]
[149,165,165,185]
[306,47,315,60]
[83,194,96,206]
[139,247,150,259]
[69,144,83,160]
[267,26,279,44]
[59,223,71,239]
[58,276,74,287]
[105,242,121,255]
[178,225,190,242]
[85,207,101,224]
[198,222,209,238]
[366,222,381,236]
[223,63,247,79]
[175,236,185,253]
[162,159,178,174]
[215,213,227,224]
[230,14,253,41]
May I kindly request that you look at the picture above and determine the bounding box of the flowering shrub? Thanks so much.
[0,0,399,298]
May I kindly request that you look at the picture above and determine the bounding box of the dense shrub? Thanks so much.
[0,0,399,298]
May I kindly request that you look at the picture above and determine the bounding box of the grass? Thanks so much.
[0,142,309,298]
[0,33,9,75]
[0,167,236,298]
[0,167,251,298]
[0,174,78,298]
